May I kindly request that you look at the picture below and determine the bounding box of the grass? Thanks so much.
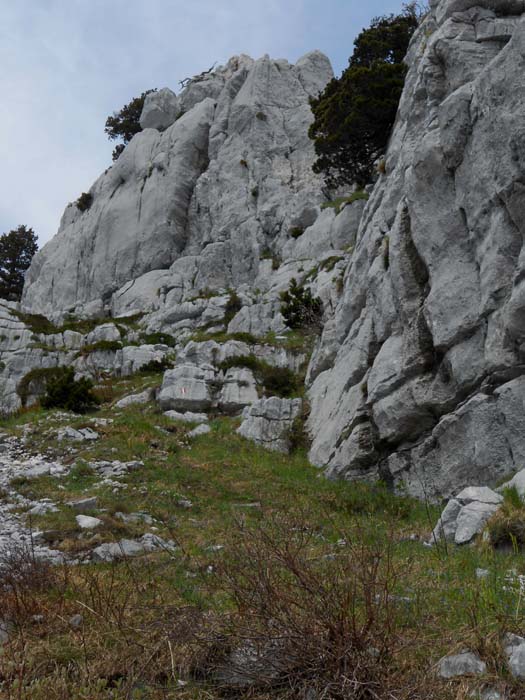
[1,378,525,697]
[320,190,369,215]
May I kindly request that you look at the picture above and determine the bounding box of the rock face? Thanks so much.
[22,52,333,320]
[307,0,525,498]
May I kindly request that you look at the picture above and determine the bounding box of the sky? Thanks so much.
[1,0,404,246]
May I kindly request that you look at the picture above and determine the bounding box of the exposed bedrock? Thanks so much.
[307,0,525,498]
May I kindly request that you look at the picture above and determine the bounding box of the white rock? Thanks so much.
[237,397,302,453]
[437,651,487,679]
[76,515,102,529]
[140,88,182,130]
[188,424,211,438]
[164,410,209,424]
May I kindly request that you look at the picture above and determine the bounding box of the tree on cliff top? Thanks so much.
[0,225,38,301]
[309,6,419,188]
[104,89,156,161]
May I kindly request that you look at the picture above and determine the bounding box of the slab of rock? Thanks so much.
[76,514,102,529]
[91,534,174,562]
[164,410,209,424]
[437,651,486,679]
[218,367,258,413]
[454,502,500,545]
[158,364,215,412]
[58,427,99,442]
[237,397,302,453]
[28,502,58,516]
[67,496,98,513]
[432,487,502,545]
[115,387,155,408]
[504,633,525,679]
[188,424,211,438]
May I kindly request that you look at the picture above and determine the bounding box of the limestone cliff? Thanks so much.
[307,0,525,498]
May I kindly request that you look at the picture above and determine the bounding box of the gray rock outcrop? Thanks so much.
[306,0,525,498]
[21,52,333,320]
[237,397,302,453]
[432,486,503,544]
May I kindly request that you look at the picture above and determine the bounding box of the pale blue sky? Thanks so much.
[1,0,404,245]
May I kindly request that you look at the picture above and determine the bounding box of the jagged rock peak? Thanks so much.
[22,51,333,320]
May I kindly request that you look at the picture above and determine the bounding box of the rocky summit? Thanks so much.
[2,0,525,504]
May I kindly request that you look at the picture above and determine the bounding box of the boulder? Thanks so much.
[139,88,182,130]
[437,651,486,679]
[432,486,503,545]
[158,364,216,411]
[237,397,302,453]
[115,387,155,408]
[164,410,209,424]
[76,515,102,530]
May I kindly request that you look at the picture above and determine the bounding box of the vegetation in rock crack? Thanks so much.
[104,89,156,161]
[280,278,323,332]
[40,366,100,414]
[309,6,418,188]
[218,355,301,398]
[75,191,93,212]
[0,225,38,301]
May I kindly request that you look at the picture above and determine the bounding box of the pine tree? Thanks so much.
[0,225,38,301]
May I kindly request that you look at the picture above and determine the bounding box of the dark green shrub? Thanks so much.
[43,368,97,412]
[139,358,173,374]
[218,355,299,398]
[309,8,418,188]
[224,290,242,324]
[75,192,93,212]
[41,367,99,414]
[289,226,305,239]
[280,278,323,331]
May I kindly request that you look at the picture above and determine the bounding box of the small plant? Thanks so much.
[41,367,100,414]
[289,226,305,239]
[280,278,323,331]
[255,111,267,121]
[218,355,300,398]
[251,186,259,198]
[139,358,173,373]
[224,290,242,324]
[76,340,123,357]
[320,190,369,215]
[382,235,390,270]
[239,158,248,168]
[75,192,93,212]
[139,332,176,347]
[376,157,386,174]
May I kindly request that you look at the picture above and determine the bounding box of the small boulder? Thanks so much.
[69,614,83,629]
[437,651,486,679]
[115,388,155,408]
[188,424,211,438]
[76,515,102,530]
[504,633,525,679]
[140,88,182,130]
[164,410,209,424]
[67,496,98,513]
